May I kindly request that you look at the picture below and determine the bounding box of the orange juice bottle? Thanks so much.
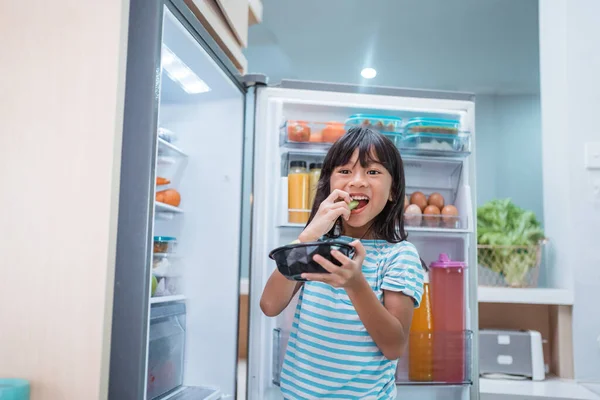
[409,272,434,381]
[288,161,310,224]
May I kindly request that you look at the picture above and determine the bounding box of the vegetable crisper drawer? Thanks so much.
[147,302,186,399]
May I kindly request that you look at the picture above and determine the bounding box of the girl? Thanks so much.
[260,126,424,399]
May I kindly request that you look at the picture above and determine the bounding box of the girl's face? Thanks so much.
[329,149,393,238]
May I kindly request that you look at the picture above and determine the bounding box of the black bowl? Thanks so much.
[268,241,355,281]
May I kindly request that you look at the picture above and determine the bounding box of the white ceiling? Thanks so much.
[245,0,540,95]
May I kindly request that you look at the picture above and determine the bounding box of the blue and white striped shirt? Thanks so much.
[280,237,424,400]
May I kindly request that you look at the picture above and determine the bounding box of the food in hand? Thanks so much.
[405,204,423,226]
[428,192,445,209]
[441,205,459,226]
[349,200,359,210]
[156,177,170,186]
[156,189,181,207]
[322,122,346,143]
[410,192,428,211]
[288,121,311,142]
[423,205,441,226]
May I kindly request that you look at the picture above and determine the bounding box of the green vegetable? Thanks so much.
[477,199,544,286]
[349,200,359,210]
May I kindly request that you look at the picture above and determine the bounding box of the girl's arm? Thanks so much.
[259,270,303,317]
[261,189,353,317]
[346,280,413,360]
[302,240,415,360]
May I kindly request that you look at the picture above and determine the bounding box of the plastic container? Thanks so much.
[153,254,182,277]
[404,118,459,134]
[409,273,434,381]
[154,236,177,254]
[429,254,466,383]
[269,241,355,281]
[402,117,469,153]
[308,163,322,208]
[147,302,186,399]
[345,114,402,132]
[288,161,310,224]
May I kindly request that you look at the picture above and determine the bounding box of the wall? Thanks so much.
[539,0,600,381]
[475,95,544,222]
[0,0,129,398]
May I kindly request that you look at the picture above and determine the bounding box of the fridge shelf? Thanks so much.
[279,120,471,158]
[158,386,221,400]
[396,330,473,386]
[158,138,188,158]
[155,202,183,214]
[150,294,186,304]
[278,212,470,233]
[272,328,473,387]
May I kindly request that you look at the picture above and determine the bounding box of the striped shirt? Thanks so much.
[279,237,424,400]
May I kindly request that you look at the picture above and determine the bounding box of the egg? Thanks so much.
[428,192,445,209]
[423,205,441,227]
[404,204,422,226]
[404,195,409,210]
[410,192,428,211]
[441,205,459,227]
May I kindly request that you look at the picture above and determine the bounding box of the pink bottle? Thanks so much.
[429,254,466,383]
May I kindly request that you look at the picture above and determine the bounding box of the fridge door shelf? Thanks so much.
[158,137,188,158]
[150,294,186,305]
[156,202,184,215]
[158,386,222,400]
[396,330,473,386]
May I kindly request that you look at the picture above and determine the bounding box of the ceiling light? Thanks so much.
[161,45,211,94]
[361,67,377,79]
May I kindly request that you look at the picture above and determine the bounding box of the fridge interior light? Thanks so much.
[161,45,211,94]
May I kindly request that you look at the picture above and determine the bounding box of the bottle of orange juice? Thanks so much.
[288,161,310,224]
[409,271,434,381]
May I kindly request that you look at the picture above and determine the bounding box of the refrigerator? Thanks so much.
[109,1,479,399]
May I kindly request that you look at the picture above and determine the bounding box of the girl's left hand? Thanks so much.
[302,240,367,289]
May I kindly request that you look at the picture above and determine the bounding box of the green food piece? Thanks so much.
[476,199,545,286]
[151,275,158,296]
[349,200,360,210]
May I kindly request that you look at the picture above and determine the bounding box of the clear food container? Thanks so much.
[404,117,460,134]
[283,120,347,144]
[154,236,177,254]
[345,114,402,132]
[402,117,468,153]
[345,114,403,145]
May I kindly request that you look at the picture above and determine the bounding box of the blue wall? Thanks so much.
[475,94,544,223]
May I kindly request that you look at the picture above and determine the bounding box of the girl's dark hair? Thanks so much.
[307,126,407,243]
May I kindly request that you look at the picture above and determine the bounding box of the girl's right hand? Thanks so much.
[298,189,352,242]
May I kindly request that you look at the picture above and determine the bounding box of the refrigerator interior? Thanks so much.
[148,6,245,399]
[248,87,476,400]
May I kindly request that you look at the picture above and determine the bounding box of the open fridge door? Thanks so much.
[110,1,248,399]
[247,81,478,400]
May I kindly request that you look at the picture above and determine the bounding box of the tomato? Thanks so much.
[322,122,346,143]
[287,121,311,142]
